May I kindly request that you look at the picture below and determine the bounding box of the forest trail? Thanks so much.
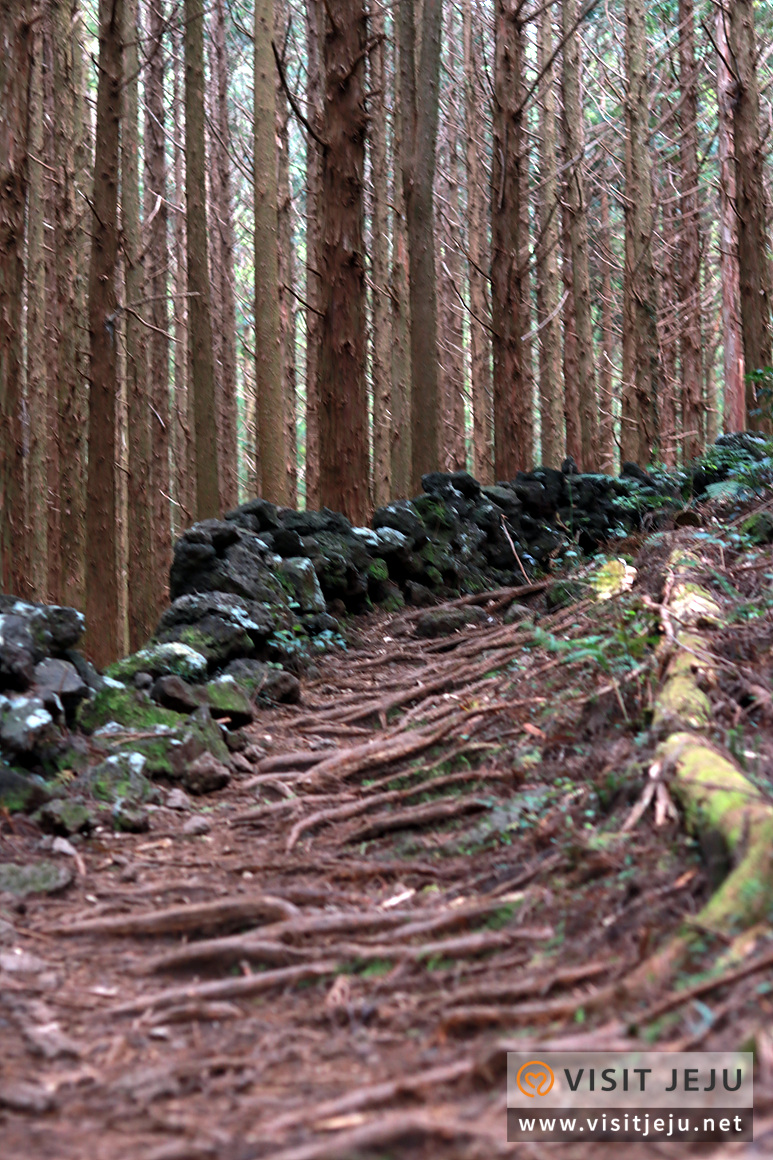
[3,532,773,1159]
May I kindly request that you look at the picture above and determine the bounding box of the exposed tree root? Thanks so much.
[47,894,299,938]
[109,962,340,1016]
[344,795,490,842]
[285,769,509,851]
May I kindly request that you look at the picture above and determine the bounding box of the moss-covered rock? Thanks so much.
[203,675,254,727]
[223,659,301,704]
[0,860,73,896]
[414,606,487,638]
[278,557,326,613]
[106,641,208,682]
[0,764,51,812]
[34,797,94,835]
[76,751,157,806]
[0,694,65,763]
[77,685,185,733]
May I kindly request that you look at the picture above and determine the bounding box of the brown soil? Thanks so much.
[2,533,773,1158]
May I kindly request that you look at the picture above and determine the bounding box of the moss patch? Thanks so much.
[77,687,185,733]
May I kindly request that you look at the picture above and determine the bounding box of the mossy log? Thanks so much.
[624,542,773,993]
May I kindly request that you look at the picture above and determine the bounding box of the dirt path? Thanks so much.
[2,557,773,1158]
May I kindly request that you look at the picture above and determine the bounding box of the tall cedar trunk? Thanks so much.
[536,3,564,468]
[51,0,88,607]
[370,1,392,507]
[561,0,597,468]
[598,182,615,471]
[144,0,171,609]
[438,39,465,472]
[85,0,123,665]
[304,0,323,506]
[658,173,678,466]
[704,252,719,442]
[390,31,412,500]
[254,0,288,503]
[123,0,154,649]
[621,0,658,464]
[184,0,219,517]
[400,0,443,489]
[561,226,581,464]
[716,4,744,431]
[276,0,297,506]
[26,19,47,597]
[274,0,296,504]
[317,0,369,522]
[492,0,532,478]
[727,0,772,428]
[172,16,194,528]
[211,0,238,509]
[464,0,493,484]
[0,1,31,595]
[678,0,702,457]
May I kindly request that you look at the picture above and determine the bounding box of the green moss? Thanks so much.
[106,641,208,681]
[77,686,184,733]
[413,495,455,533]
[419,541,450,569]
[122,736,176,777]
[424,565,444,588]
[0,860,73,895]
[367,557,389,583]
[381,589,405,612]
[653,675,712,731]
[0,767,51,813]
[204,676,252,719]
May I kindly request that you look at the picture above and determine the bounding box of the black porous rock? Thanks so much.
[372,501,427,547]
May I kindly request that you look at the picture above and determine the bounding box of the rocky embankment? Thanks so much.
[1,433,768,845]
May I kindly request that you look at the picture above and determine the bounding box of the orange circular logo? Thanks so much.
[516,1060,555,1098]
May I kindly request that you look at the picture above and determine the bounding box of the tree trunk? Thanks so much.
[390,30,412,500]
[438,20,466,473]
[561,0,597,468]
[716,3,744,432]
[370,0,392,507]
[536,3,563,469]
[561,228,581,466]
[678,0,703,457]
[598,182,615,471]
[26,18,48,598]
[0,1,31,596]
[399,0,443,489]
[276,0,297,507]
[492,0,532,478]
[317,0,369,523]
[123,0,154,649]
[658,170,678,467]
[171,15,194,529]
[464,0,493,484]
[254,0,288,503]
[621,0,658,464]
[726,0,772,427]
[211,0,238,510]
[184,0,219,517]
[144,0,171,607]
[85,0,123,665]
[303,0,323,507]
[51,0,88,607]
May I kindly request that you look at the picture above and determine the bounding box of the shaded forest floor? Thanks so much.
[4,520,773,1158]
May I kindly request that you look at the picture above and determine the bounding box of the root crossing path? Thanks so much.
[1,568,770,1159]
